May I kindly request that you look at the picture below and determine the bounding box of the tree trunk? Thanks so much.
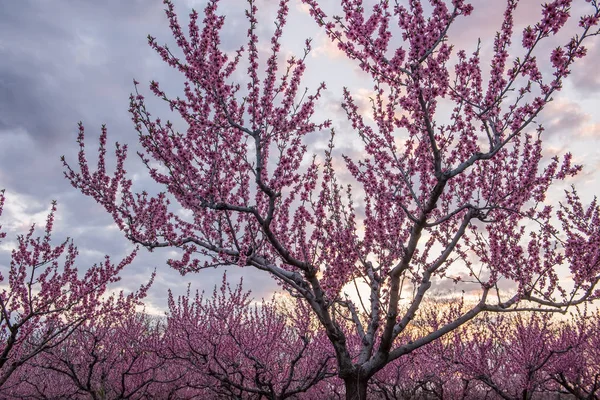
[344,377,369,400]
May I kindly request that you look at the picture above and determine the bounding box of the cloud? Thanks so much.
[541,99,600,139]
[571,43,600,94]
[0,191,50,233]
[296,2,312,15]
[312,35,346,60]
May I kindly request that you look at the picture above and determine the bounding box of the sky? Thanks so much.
[1,0,599,314]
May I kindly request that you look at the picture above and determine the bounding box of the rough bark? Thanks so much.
[344,377,369,400]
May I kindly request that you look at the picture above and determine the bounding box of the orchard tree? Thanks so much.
[30,312,173,400]
[2,309,169,399]
[367,298,480,400]
[550,309,600,399]
[449,313,574,400]
[62,0,600,398]
[164,274,336,399]
[0,190,153,390]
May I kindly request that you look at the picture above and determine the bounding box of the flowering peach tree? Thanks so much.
[164,274,335,399]
[62,0,600,398]
[0,190,153,391]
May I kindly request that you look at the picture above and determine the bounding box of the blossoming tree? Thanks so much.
[0,190,152,391]
[62,0,600,398]
[164,274,335,399]
[29,312,172,400]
